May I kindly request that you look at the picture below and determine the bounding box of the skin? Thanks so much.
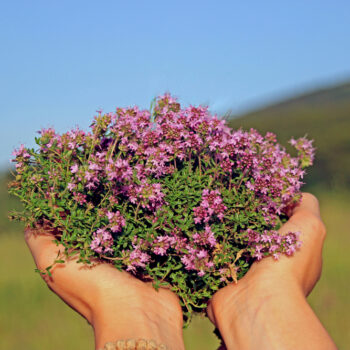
[207,193,338,350]
[25,192,337,349]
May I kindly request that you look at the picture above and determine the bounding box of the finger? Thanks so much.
[279,196,326,253]
[24,227,62,270]
[25,227,58,253]
[292,192,321,218]
[279,193,323,240]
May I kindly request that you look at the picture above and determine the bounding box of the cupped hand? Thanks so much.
[25,227,185,349]
[206,193,336,350]
[207,192,325,322]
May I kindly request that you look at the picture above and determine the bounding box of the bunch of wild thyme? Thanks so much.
[9,94,314,324]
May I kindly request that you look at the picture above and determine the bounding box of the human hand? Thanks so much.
[25,227,185,350]
[207,193,337,350]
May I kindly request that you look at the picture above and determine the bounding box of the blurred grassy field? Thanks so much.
[1,174,349,349]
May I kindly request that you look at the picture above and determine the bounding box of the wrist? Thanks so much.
[210,275,336,350]
[212,272,301,320]
[210,275,304,349]
[92,305,161,348]
[91,293,184,350]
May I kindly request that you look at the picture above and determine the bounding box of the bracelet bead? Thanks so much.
[101,338,168,350]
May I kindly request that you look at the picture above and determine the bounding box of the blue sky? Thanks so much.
[1,0,350,168]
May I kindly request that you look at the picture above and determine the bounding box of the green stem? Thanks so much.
[134,202,141,220]
[108,136,120,160]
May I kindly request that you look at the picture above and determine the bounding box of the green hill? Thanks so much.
[226,81,350,189]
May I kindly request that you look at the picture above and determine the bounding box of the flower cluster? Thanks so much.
[107,211,126,233]
[193,189,227,223]
[246,228,302,260]
[9,94,314,324]
[90,228,114,255]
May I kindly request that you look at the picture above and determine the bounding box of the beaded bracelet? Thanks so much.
[100,338,168,350]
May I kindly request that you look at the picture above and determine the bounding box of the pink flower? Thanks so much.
[67,182,76,191]
[90,228,114,255]
[107,211,126,233]
[70,164,79,173]
[197,250,208,259]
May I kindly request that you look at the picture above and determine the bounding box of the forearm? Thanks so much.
[214,282,337,350]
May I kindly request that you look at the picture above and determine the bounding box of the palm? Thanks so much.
[24,228,182,326]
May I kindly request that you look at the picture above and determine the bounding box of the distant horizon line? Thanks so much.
[219,73,350,119]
